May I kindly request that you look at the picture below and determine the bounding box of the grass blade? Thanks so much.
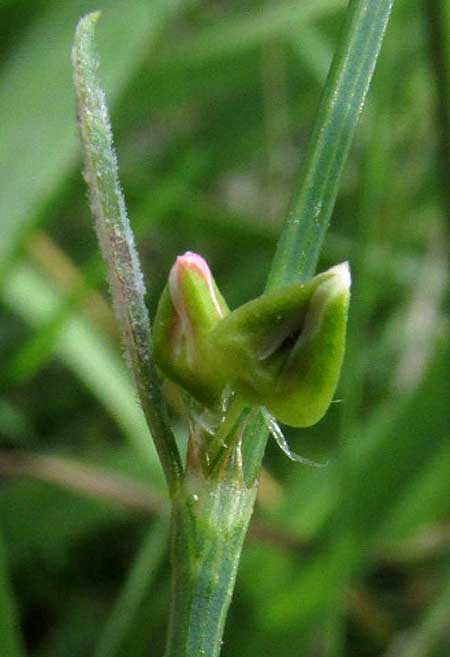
[0,532,26,657]
[388,568,450,657]
[424,0,450,229]
[0,0,169,274]
[94,519,169,657]
[72,13,182,491]
[268,0,395,288]
[157,0,344,67]
[243,0,395,485]
[2,263,160,476]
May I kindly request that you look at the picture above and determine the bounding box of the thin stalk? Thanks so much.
[72,13,183,493]
[165,469,257,657]
[245,0,395,485]
[268,0,395,288]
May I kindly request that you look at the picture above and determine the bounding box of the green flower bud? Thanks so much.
[154,253,350,429]
[211,263,351,427]
[153,252,229,406]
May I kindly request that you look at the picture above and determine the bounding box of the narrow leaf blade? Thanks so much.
[72,13,182,490]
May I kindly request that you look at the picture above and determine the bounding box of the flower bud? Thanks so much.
[211,262,351,427]
[153,252,229,406]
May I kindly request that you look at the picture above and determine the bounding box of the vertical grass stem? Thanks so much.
[72,13,183,492]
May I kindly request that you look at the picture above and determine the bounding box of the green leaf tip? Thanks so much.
[214,261,351,427]
[73,12,102,65]
[75,10,102,34]
[153,253,351,428]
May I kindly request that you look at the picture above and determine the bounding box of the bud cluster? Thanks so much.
[153,252,351,428]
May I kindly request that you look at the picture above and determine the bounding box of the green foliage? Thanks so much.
[0,532,26,657]
[0,0,449,656]
[212,262,350,427]
[154,254,350,428]
[72,11,183,491]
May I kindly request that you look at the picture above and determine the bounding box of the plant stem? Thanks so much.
[268,0,395,288]
[165,468,256,657]
[72,3,395,656]
[72,13,183,493]
[245,0,395,486]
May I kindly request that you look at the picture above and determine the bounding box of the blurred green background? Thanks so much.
[1,1,449,656]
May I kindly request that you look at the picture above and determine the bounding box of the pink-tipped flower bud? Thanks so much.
[153,252,229,406]
[154,253,351,429]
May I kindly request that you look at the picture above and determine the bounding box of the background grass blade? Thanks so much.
[155,0,344,67]
[2,263,161,478]
[424,0,450,226]
[0,0,158,272]
[0,532,26,657]
[0,0,187,275]
[93,518,169,657]
[389,569,450,657]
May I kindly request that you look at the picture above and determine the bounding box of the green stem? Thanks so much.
[72,13,183,493]
[72,3,396,656]
[268,0,394,288]
[245,0,395,485]
[165,470,256,657]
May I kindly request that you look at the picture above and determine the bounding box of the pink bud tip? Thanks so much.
[169,251,224,318]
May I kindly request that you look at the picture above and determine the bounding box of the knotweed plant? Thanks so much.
[72,2,394,655]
